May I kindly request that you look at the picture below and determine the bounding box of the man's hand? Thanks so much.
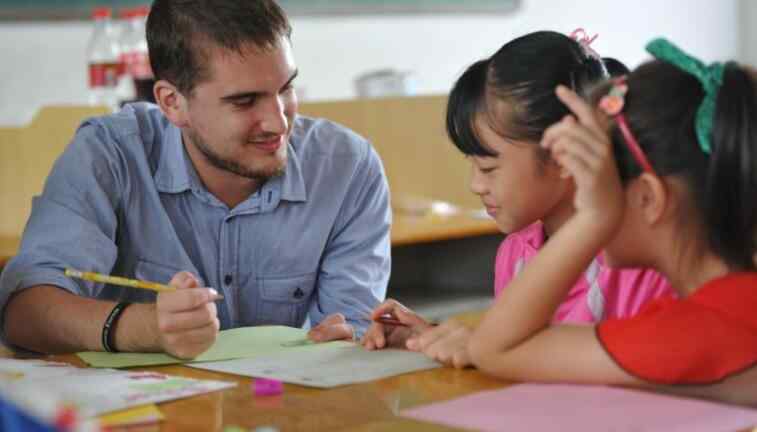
[307,313,355,342]
[156,272,220,359]
[362,299,431,350]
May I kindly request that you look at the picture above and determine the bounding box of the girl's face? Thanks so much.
[469,111,571,234]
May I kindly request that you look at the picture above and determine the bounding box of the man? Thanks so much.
[0,0,390,359]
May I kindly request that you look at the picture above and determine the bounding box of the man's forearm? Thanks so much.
[4,285,160,354]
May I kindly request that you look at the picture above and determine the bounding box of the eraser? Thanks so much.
[253,378,283,396]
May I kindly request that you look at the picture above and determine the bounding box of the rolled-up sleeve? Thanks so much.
[309,144,391,337]
[0,122,123,338]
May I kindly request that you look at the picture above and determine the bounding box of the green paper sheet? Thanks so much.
[77,326,353,368]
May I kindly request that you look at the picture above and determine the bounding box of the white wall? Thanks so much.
[741,0,757,65]
[0,0,741,126]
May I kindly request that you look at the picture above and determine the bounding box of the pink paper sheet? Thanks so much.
[402,383,757,432]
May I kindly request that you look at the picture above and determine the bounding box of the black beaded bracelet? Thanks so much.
[102,302,131,353]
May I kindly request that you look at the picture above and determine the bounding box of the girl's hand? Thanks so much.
[362,299,431,350]
[406,319,472,369]
[540,85,625,238]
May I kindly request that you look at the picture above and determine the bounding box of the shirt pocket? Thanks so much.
[255,273,317,327]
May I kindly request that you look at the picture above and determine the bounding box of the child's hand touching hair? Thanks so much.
[540,85,625,241]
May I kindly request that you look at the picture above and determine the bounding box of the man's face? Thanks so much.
[182,36,298,182]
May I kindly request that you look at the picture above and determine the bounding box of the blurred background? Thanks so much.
[0,0,750,126]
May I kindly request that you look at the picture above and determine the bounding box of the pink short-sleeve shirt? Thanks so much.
[494,222,674,323]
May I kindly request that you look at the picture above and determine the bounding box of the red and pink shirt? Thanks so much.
[597,273,757,384]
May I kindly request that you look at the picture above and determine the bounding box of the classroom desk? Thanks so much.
[3,309,755,432]
[0,312,509,432]
[389,213,497,247]
[0,214,498,268]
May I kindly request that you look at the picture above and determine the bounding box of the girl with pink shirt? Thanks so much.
[362,30,673,367]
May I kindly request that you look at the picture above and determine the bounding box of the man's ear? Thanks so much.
[154,79,189,128]
[630,172,668,225]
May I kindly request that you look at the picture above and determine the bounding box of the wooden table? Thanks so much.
[5,359,508,432]
[1,313,508,431]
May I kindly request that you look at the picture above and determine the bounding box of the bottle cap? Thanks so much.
[92,7,112,19]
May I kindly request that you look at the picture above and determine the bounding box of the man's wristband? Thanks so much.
[102,302,131,353]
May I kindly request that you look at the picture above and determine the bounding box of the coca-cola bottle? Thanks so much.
[86,7,121,110]
[119,6,155,105]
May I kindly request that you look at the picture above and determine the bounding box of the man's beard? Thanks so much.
[188,129,286,182]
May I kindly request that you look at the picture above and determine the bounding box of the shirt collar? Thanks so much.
[154,122,307,203]
[521,221,546,251]
[154,123,193,194]
[279,138,307,202]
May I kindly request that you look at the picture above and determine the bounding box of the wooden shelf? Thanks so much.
[391,213,498,247]
[0,236,20,268]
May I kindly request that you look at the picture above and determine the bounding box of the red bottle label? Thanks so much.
[89,62,121,88]
[121,52,154,80]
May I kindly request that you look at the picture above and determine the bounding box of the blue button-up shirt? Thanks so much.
[0,103,391,337]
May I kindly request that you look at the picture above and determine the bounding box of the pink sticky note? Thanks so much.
[402,383,757,432]
[253,378,283,396]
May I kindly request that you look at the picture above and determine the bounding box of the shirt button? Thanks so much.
[224,275,233,285]
[293,287,304,299]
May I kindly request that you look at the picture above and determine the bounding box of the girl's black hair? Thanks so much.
[446,30,624,157]
[602,61,757,270]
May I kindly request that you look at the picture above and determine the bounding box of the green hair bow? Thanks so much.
[645,38,726,154]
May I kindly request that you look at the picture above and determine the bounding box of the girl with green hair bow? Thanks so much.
[469,37,757,405]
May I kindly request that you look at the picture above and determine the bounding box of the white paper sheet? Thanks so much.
[190,344,441,388]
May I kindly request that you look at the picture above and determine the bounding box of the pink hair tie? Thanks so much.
[598,77,657,175]
[570,28,601,61]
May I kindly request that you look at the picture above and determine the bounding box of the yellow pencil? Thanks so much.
[64,269,224,299]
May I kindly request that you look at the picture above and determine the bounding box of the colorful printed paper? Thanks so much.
[98,404,163,428]
[0,359,234,417]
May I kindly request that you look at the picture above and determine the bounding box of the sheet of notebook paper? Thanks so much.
[190,344,440,388]
[78,325,351,368]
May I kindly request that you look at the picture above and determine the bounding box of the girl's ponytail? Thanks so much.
[706,65,757,270]
[608,38,757,271]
